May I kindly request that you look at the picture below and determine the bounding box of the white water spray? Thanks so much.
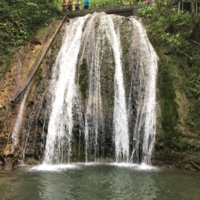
[43,15,90,164]
[11,88,29,146]
[42,13,157,165]
[79,13,106,162]
[130,18,158,164]
[102,15,129,162]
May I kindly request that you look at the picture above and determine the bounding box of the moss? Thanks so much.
[0,120,4,133]
[0,56,12,80]
[157,55,179,138]
[99,37,115,157]
[32,49,40,59]
[71,137,85,162]
[78,59,88,99]
[120,19,133,99]
[34,67,43,87]
[154,42,200,168]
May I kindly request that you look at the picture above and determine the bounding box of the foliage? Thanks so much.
[185,72,200,99]
[138,1,195,50]
[57,0,137,10]
[0,0,59,79]
[139,0,200,161]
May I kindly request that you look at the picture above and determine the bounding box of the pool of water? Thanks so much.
[0,163,200,200]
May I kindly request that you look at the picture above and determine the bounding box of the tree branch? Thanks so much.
[176,48,193,61]
[190,40,200,46]
[190,161,200,170]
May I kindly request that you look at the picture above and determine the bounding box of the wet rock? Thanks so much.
[0,120,4,133]
[3,144,15,156]
[4,157,13,171]
[0,160,3,166]
[3,144,19,170]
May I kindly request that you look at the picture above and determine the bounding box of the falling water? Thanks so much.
[11,88,29,146]
[101,15,129,163]
[80,14,105,162]
[22,101,38,162]
[137,20,157,165]
[81,13,129,162]
[42,13,158,165]
[11,48,26,146]
[129,18,158,164]
[43,15,90,164]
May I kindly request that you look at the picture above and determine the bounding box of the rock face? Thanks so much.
[0,19,63,169]
[3,144,18,170]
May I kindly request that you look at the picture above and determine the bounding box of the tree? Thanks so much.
[187,0,200,38]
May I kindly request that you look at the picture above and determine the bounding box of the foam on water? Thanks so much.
[29,164,78,172]
[136,163,159,171]
[82,162,100,166]
[29,162,159,172]
[110,162,159,171]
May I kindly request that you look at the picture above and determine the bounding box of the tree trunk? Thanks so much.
[187,0,197,38]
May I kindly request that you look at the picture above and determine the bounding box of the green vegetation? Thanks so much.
[0,0,137,80]
[138,0,200,167]
[87,0,136,8]
[0,0,59,80]
[34,67,43,87]
[78,59,88,99]
[60,0,136,10]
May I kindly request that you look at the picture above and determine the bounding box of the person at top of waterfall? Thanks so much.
[75,0,81,10]
[146,0,152,6]
[61,0,68,12]
[84,0,89,9]
[68,0,73,11]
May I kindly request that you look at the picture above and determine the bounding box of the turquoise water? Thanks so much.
[0,164,200,200]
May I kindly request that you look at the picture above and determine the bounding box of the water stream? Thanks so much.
[102,15,129,163]
[129,18,158,164]
[43,15,90,164]
[11,87,30,146]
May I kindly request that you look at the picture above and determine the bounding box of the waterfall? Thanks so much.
[43,15,90,164]
[11,88,29,146]
[101,15,129,163]
[129,18,158,164]
[42,13,158,165]
[80,14,105,162]
[11,48,26,146]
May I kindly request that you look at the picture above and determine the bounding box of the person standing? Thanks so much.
[84,0,89,9]
[61,0,68,12]
[68,0,73,11]
[75,0,81,10]
[146,0,152,6]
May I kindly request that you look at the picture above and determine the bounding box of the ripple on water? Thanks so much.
[1,164,200,200]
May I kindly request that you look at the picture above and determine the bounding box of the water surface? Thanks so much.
[0,164,199,200]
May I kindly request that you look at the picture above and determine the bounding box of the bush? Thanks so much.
[0,0,59,79]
